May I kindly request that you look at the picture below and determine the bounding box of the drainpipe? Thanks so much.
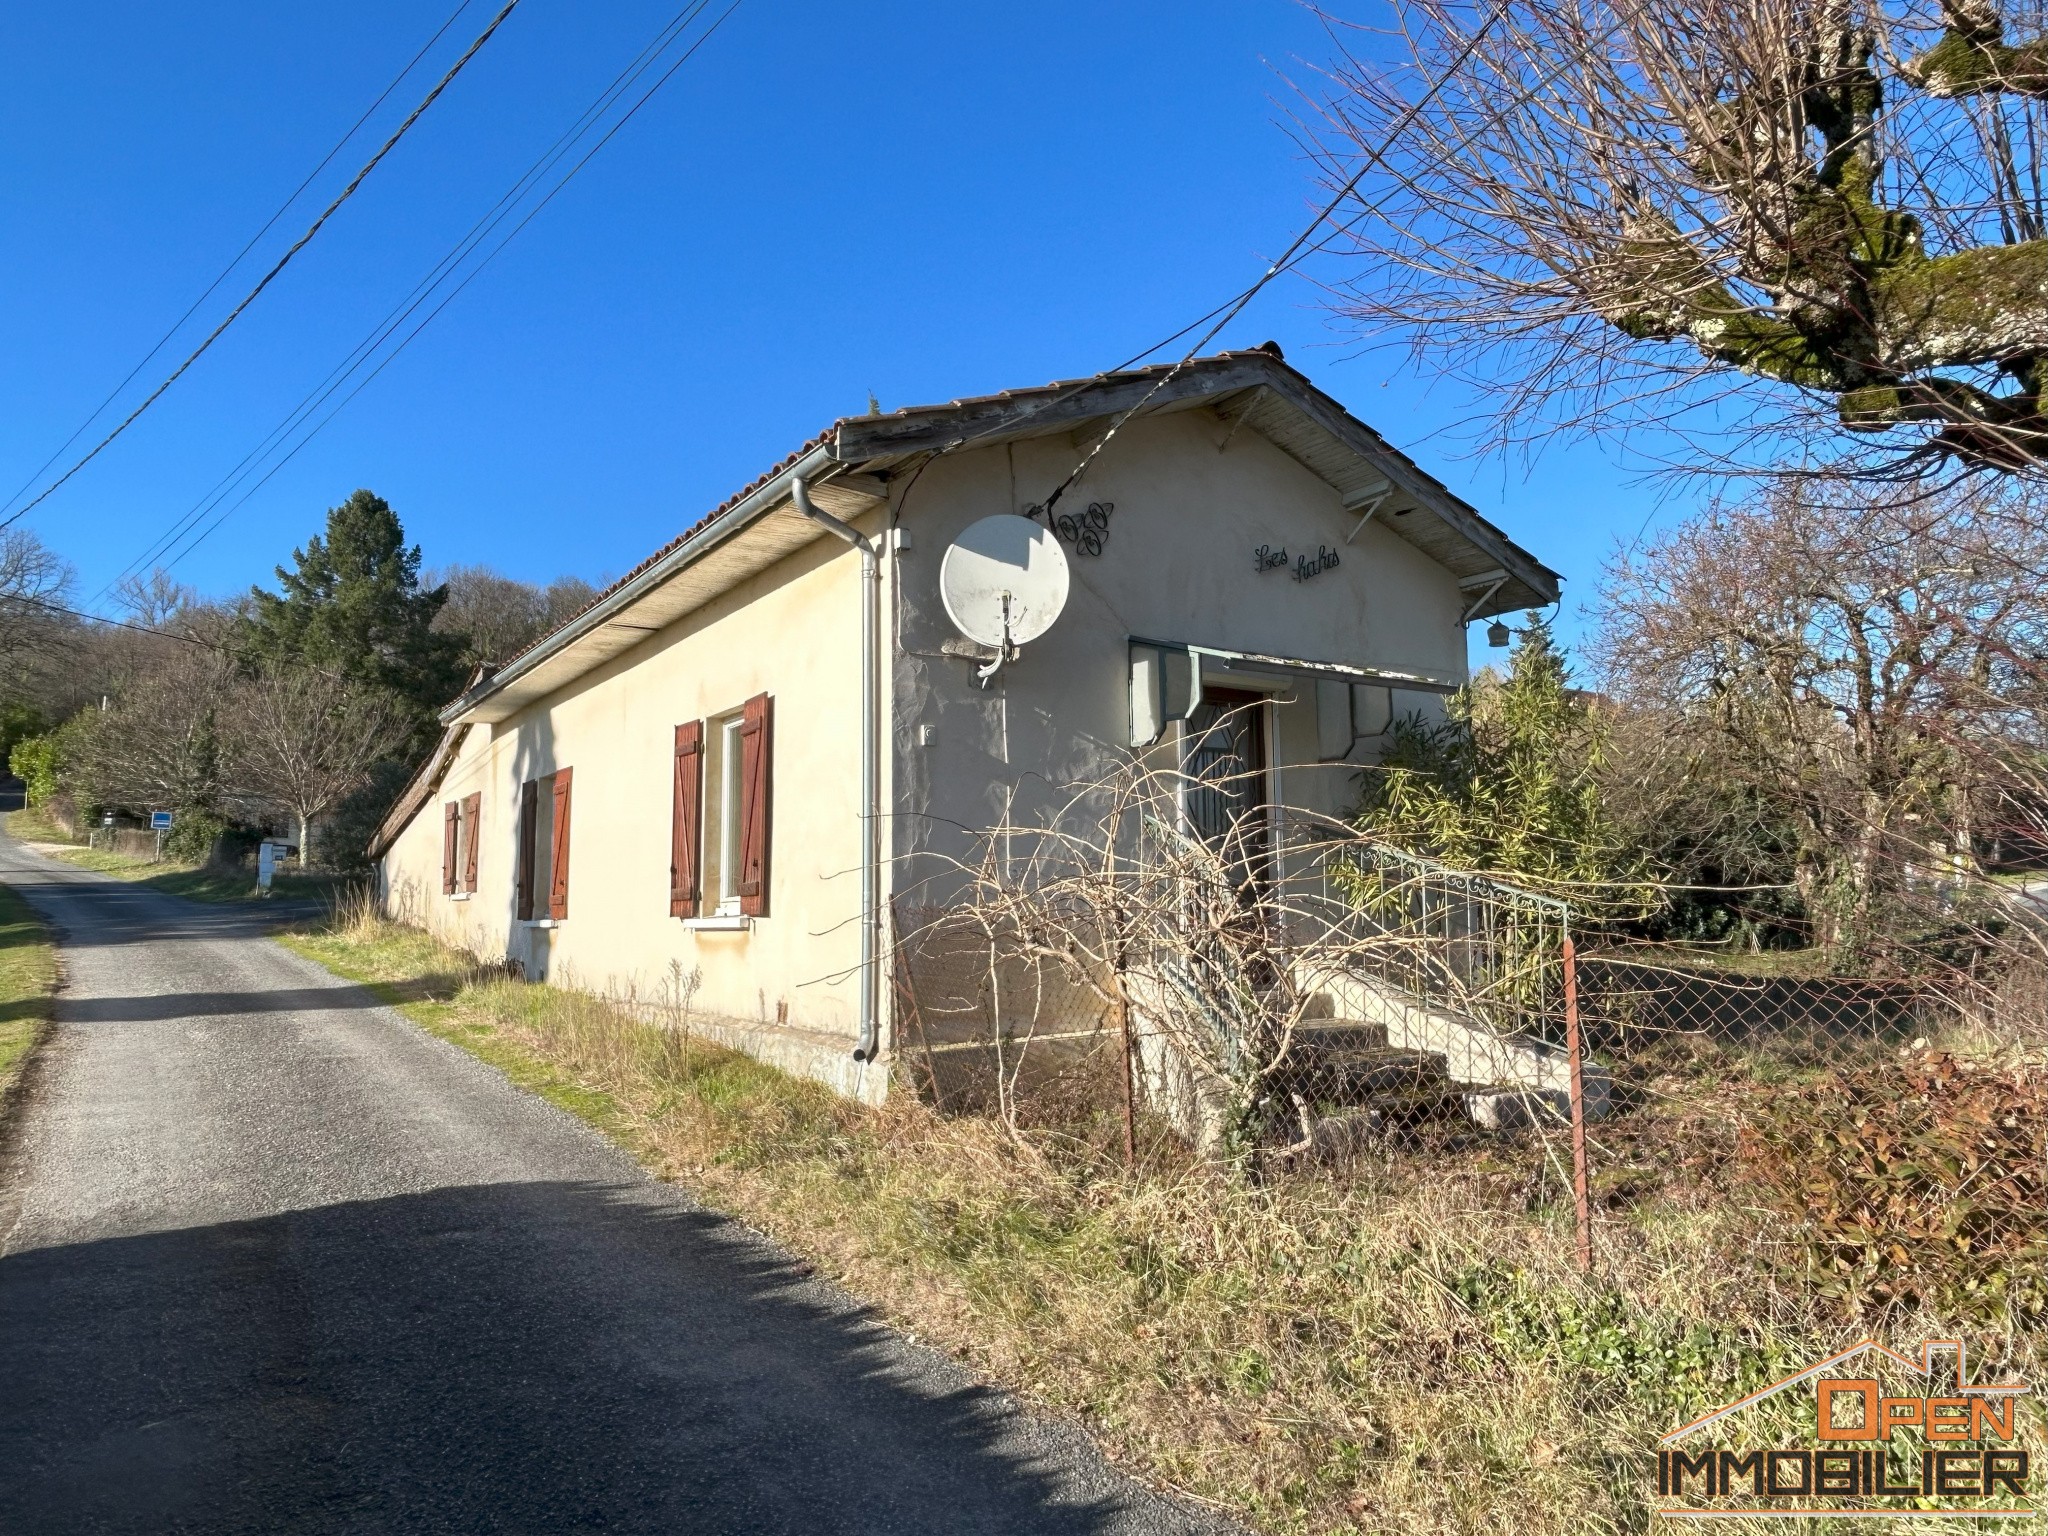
[791,477,881,1062]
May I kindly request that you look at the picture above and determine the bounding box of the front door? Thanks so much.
[1183,688,1270,890]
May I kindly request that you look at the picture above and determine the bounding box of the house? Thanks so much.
[369,347,1560,1102]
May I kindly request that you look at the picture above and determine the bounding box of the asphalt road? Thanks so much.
[0,836,1227,1536]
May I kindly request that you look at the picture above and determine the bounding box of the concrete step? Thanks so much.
[1273,1038,1450,1106]
[1284,1019,1391,1052]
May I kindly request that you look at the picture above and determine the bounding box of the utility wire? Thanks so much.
[101,0,721,594]
[8,593,348,681]
[878,14,1512,510]
[100,0,735,591]
[0,0,524,536]
[0,0,481,523]
[133,0,747,584]
[1032,0,1510,518]
[16,594,224,650]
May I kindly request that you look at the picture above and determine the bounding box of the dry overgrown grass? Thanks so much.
[287,899,2044,1535]
[0,877,57,1121]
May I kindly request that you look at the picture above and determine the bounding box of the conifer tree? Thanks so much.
[241,490,466,745]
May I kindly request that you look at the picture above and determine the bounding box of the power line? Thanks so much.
[1032,0,1511,517]
[0,0,525,535]
[123,0,748,586]
[102,0,724,594]
[0,0,482,523]
[12,593,350,681]
[14,594,220,650]
[885,11,1512,505]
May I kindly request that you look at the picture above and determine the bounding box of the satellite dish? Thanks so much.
[938,515,1070,680]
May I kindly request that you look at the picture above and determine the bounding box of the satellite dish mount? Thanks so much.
[938,515,1071,690]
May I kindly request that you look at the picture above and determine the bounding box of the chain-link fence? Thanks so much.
[892,802,2048,1295]
[891,903,1128,1130]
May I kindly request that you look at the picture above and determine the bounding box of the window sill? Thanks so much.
[681,915,752,932]
[519,918,563,929]
[450,892,472,902]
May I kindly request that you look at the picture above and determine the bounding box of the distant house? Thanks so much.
[369,348,1560,1100]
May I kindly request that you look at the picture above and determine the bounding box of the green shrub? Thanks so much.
[163,808,229,864]
[7,734,60,806]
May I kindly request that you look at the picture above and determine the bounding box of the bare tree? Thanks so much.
[0,528,77,685]
[1595,476,2048,959]
[231,665,408,866]
[65,644,240,816]
[1305,0,2048,474]
[429,564,597,668]
[109,569,200,632]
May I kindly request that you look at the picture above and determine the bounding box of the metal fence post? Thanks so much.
[1563,933,1593,1273]
[1117,981,1138,1169]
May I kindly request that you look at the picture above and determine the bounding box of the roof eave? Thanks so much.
[439,441,841,726]
[1248,370,1561,615]
[830,353,1560,617]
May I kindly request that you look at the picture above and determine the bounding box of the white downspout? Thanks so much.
[791,477,881,1061]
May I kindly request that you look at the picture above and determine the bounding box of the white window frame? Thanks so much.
[703,711,747,917]
[452,799,475,899]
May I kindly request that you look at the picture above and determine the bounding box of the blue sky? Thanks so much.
[0,0,1681,663]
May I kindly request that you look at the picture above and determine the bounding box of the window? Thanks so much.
[671,693,771,921]
[1182,690,1269,891]
[703,711,746,913]
[440,794,481,896]
[516,768,572,921]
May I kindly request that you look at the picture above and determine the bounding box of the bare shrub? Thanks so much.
[1739,1046,2047,1323]
[901,743,1577,1168]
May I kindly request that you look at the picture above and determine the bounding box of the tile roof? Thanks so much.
[482,350,1290,679]
[468,347,1551,691]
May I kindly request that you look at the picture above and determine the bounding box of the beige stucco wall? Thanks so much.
[380,403,1500,1097]
[379,529,874,1090]
[886,406,1470,904]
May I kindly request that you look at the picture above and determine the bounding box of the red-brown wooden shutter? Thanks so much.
[548,767,573,921]
[462,792,482,893]
[516,779,538,920]
[442,802,458,894]
[738,693,772,917]
[670,722,703,917]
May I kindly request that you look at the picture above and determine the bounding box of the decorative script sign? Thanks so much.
[1255,543,1341,582]
[1293,545,1340,582]
[1027,501,1113,556]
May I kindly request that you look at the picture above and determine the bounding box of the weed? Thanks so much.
[285,910,2046,1536]
[0,879,57,1125]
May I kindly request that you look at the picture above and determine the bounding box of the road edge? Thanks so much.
[0,870,62,1254]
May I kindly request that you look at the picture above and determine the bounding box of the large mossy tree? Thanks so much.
[1313,0,2048,473]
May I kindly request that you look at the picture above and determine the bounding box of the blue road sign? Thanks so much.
[150,810,174,830]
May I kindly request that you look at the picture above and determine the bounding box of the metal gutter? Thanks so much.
[1130,636,1464,695]
[789,478,882,1065]
[438,441,841,725]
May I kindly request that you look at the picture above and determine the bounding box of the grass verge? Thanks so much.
[0,879,58,1128]
[1,809,345,905]
[283,905,2043,1536]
